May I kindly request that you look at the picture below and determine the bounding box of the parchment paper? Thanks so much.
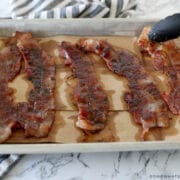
[5,35,180,143]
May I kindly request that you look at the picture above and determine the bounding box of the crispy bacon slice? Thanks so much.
[59,41,109,131]
[137,27,180,115]
[79,39,170,137]
[0,40,21,143]
[15,32,55,137]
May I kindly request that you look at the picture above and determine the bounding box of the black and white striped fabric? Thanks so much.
[0,154,21,177]
[0,0,137,178]
[11,0,137,19]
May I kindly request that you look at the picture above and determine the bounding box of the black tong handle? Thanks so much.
[148,13,180,42]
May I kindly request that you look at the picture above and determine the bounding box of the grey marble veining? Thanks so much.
[4,150,180,180]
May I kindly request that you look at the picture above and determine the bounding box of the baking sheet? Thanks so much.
[0,19,180,153]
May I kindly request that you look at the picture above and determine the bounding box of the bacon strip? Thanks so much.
[59,41,109,131]
[137,27,180,115]
[15,32,55,137]
[79,39,170,137]
[0,40,21,143]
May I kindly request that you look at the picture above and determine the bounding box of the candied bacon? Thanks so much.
[15,32,55,137]
[137,27,180,115]
[59,41,109,131]
[79,39,170,137]
[0,40,21,143]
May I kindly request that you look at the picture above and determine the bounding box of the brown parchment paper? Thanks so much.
[5,35,180,143]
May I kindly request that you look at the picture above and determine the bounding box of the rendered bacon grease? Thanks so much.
[59,41,109,131]
[137,27,180,115]
[79,39,170,138]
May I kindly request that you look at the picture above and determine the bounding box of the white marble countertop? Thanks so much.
[4,151,180,180]
[1,0,180,180]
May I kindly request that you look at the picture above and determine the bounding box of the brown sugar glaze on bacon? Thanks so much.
[137,27,180,115]
[59,41,109,131]
[15,32,55,137]
[0,39,22,142]
[79,39,170,138]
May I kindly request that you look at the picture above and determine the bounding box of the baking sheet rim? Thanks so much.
[1,18,179,152]
[1,141,180,153]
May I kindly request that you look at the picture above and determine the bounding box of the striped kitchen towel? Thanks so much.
[11,0,137,19]
[0,154,21,177]
[0,0,137,178]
